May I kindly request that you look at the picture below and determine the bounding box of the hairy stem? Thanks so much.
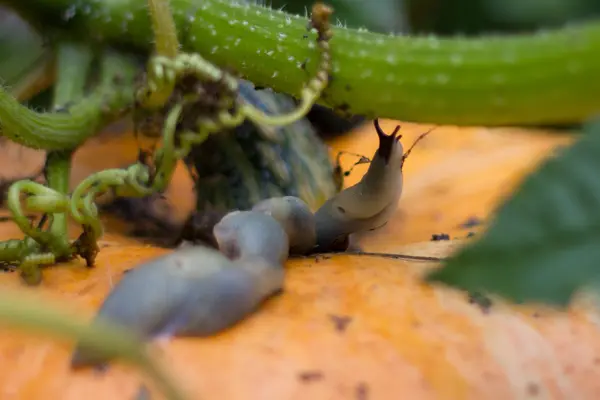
[148,0,179,58]
[0,86,128,150]
[0,47,135,150]
[4,0,600,126]
[141,0,181,109]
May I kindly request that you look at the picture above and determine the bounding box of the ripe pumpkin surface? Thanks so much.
[0,122,599,400]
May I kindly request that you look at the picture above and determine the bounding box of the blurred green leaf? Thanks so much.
[426,117,600,306]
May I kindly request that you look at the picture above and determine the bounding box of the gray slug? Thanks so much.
[71,212,288,369]
[213,210,290,265]
[251,196,316,255]
[313,119,404,252]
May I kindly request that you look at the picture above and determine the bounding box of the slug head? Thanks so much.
[374,119,403,165]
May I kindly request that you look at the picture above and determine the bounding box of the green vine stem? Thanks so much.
[148,0,179,58]
[0,47,136,150]
[45,41,93,256]
[142,0,181,109]
[3,0,600,126]
[42,150,73,256]
[0,289,188,400]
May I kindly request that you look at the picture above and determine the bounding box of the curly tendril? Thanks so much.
[0,1,334,285]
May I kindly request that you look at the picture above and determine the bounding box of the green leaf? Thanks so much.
[426,117,600,306]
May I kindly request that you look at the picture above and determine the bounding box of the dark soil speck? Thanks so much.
[298,370,324,383]
[355,382,369,400]
[527,382,539,396]
[0,265,14,273]
[329,314,352,333]
[431,233,450,241]
[468,291,493,314]
[314,254,332,263]
[459,216,482,229]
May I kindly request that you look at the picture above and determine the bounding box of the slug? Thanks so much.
[313,119,404,252]
[213,210,291,265]
[251,196,316,255]
[71,212,288,369]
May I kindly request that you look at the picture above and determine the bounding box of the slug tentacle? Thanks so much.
[374,119,401,164]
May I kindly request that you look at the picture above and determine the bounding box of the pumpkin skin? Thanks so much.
[1,121,599,400]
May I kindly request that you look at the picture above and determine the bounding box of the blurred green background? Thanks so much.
[264,0,600,34]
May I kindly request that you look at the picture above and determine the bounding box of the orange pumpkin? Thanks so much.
[1,121,597,400]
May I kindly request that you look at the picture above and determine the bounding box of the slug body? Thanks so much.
[213,210,290,265]
[71,213,288,369]
[251,196,316,255]
[313,123,404,251]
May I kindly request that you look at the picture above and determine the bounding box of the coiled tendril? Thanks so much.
[0,2,334,285]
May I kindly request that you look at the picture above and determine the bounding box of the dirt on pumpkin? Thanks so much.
[1,121,599,400]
